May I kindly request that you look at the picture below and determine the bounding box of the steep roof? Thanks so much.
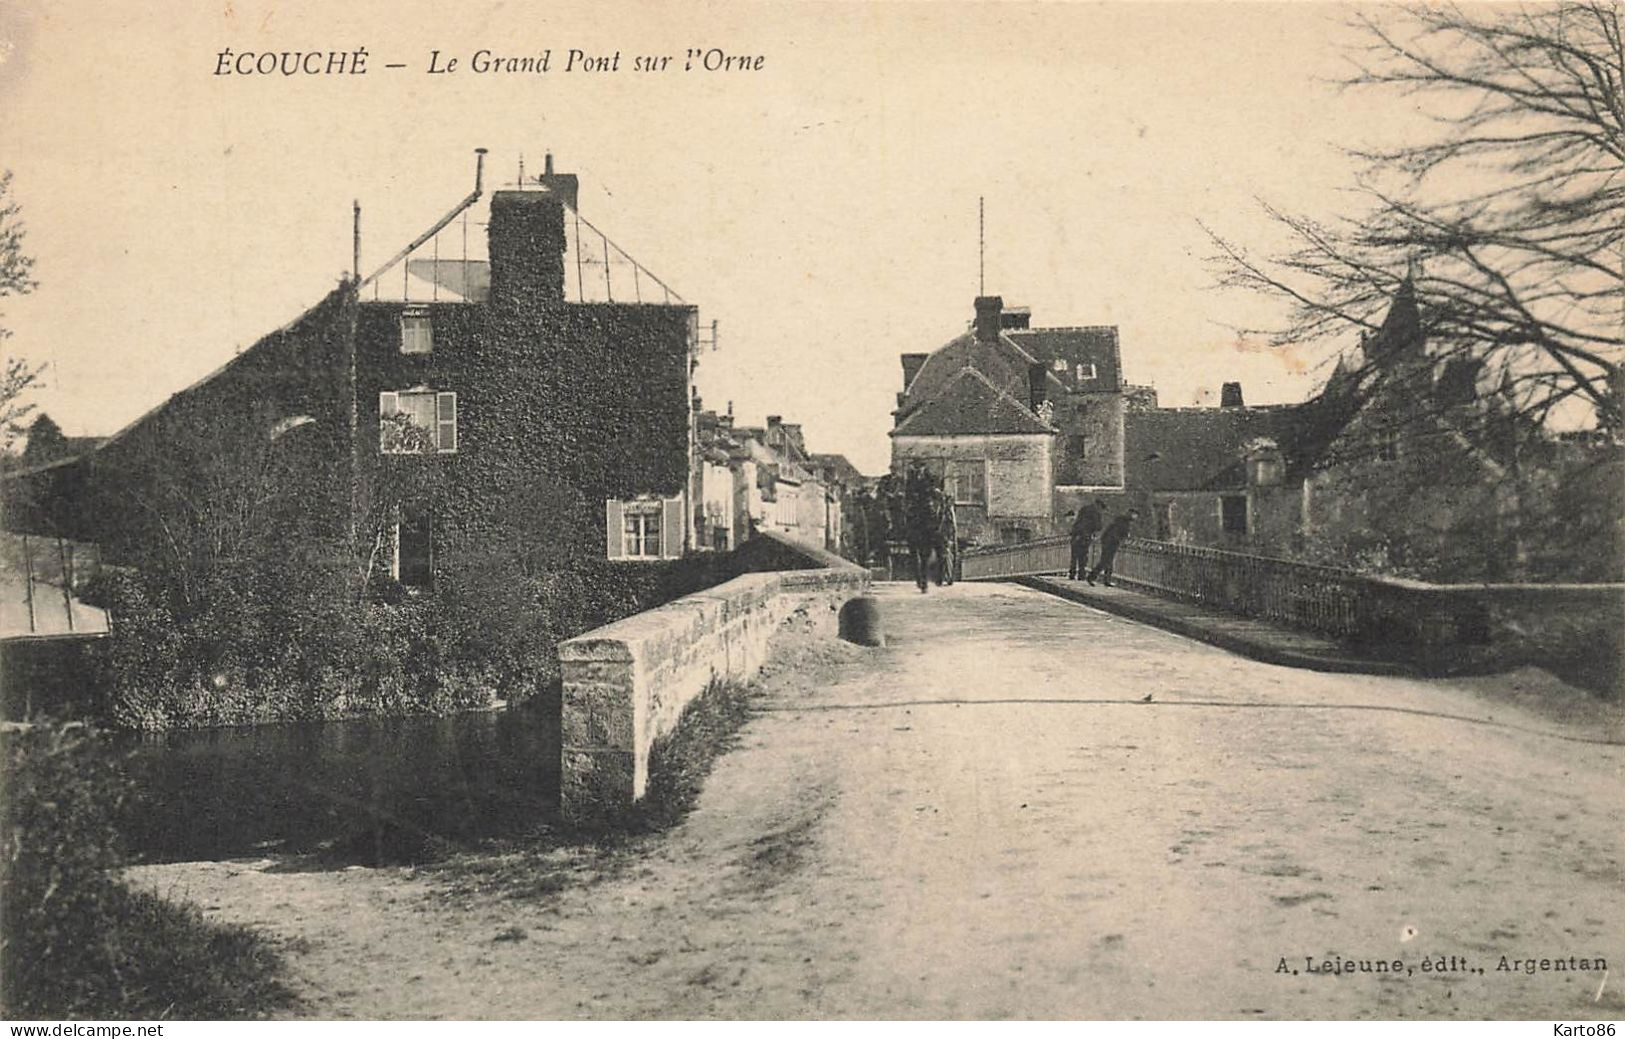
[893,366,1057,437]
[1125,407,1293,492]
[810,452,866,486]
[900,330,1057,408]
[1005,327,1122,392]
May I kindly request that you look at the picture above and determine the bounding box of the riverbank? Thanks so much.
[123,584,1623,1019]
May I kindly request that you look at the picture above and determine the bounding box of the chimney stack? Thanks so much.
[488,190,567,306]
[901,353,928,392]
[973,296,1003,343]
[1220,382,1245,408]
[538,151,579,210]
[1028,364,1047,411]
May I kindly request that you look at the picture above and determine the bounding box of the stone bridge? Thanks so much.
[630,579,1620,1019]
[167,577,1623,1018]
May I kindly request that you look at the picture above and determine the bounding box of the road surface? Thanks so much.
[132,581,1625,1019]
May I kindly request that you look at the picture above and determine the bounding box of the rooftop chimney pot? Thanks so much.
[1220,382,1245,408]
[973,296,1004,344]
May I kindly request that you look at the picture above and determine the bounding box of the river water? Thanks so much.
[113,698,561,865]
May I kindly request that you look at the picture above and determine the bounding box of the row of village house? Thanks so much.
[3,152,1618,615]
[890,288,1620,581]
[0,154,865,623]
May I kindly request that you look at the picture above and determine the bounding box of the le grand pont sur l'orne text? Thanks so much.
[212,46,765,77]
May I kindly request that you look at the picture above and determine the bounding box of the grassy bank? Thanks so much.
[1,723,297,1019]
[425,673,761,904]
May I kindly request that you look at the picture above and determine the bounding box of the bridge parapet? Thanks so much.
[963,536,1624,692]
[559,532,868,822]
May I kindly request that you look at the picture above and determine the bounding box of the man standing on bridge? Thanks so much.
[1087,507,1138,587]
[1067,499,1104,580]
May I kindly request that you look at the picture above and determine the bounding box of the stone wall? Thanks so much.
[558,532,868,820]
[1111,538,1624,694]
[892,433,1054,543]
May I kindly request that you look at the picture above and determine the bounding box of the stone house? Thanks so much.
[891,295,1126,544]
[691,404,840,554]
[3,153,700,588]
[1121,282,1621,581]
[1122,389,1305,550]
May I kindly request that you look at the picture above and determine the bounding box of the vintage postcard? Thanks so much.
[0,0,1620,1025]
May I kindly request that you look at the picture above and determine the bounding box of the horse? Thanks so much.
[903,468,956,591]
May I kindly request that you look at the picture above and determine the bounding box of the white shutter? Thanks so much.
[605,500,625,559]
[661,496,684,559]
[436,392,457,453]
[378,392,397,452]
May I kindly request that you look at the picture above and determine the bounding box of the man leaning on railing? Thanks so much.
[1088,508,1139,587]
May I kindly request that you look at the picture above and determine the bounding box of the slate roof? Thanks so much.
[893,366,1058,437]
[1005,327,1122,392]
[901,330,1058,409]
[810,453,866,487]
[1125,407,1294,492]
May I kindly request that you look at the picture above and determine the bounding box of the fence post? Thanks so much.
[22,533,37,635]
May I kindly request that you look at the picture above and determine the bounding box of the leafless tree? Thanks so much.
[1207,2,1623,434]
[1,170,46,450]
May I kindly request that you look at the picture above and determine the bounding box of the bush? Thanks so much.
[93,538,747,729]
[1,723,295,1018]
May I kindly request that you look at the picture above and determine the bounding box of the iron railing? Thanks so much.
[959,535,1071,581]
[1109,539,1369,640]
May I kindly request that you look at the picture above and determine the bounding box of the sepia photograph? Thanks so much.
[0,0,1620,1025]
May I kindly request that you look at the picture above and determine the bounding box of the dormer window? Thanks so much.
[1051,359,1067,372]
[401,309,432,354]
[1076,362,1097,382]
[1378,429,1400,462]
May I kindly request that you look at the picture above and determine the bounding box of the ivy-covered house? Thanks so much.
[2,153,701,597]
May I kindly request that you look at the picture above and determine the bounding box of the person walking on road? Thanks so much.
[1088,508,1138,587]
[1067,499,1104,580]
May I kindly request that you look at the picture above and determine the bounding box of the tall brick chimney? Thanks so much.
[1220,382,1245,408]
[488,190,567,306]
[901,353,928,391]
[1028,364,1047,411]
[973,296,1003,343]
[538,152,579,210]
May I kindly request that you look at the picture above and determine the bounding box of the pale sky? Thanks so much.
[1,0,1431,474]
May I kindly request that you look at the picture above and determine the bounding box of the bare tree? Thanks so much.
[1,170,46,451]
[0,169,35,304]
[1207,2,1623,434]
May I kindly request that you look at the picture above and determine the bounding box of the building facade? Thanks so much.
[4,157,700,589]
[891,295,1125,544]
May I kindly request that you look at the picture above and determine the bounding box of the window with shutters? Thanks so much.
[379,389,457,453]
[400,309,433,354]
[606,497,684,560]
[622,501,663,559]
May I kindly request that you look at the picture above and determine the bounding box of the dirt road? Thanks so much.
[130,581,1625,1019]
